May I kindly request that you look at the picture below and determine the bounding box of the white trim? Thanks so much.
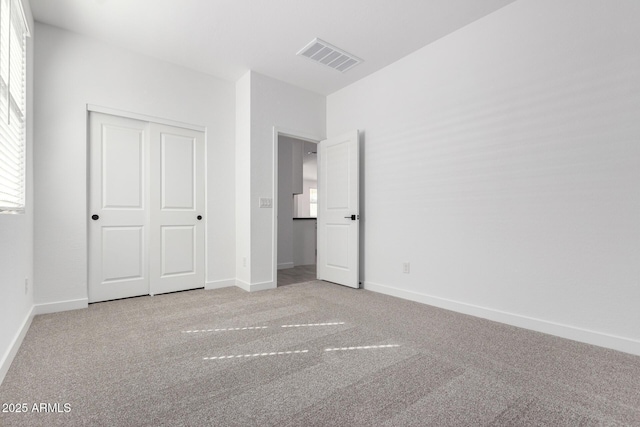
[234,279,276,292]
[15,0,31,37]
[272,127,278,288]
[235,279,251,292]
[248,281,276,292]
[203,127,209,291]
[272,126,322,289]
[0,306,34,385]
[17,0,32,37]
[87,104,205,132]
[278,262,294,270]
[275,127,323,143]
[205,279,236,290]
[33,298,88,315]
[364,281,640,357]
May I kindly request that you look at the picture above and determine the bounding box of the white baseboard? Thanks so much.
[248,281,276,292]
[0,306,34,385]
[278,262,294,270]
[205,279,236,290]
[33,298,88,315]
[235,279,251,292]
[234,279,276,292]
[364,281,640,357]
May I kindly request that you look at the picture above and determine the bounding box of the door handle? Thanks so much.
[344,214,359,220]
[197,215,202,220]
[91,214,99,220]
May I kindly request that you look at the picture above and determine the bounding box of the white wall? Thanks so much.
[293,220,316,266]
[0,0,34,383]
[244,72,325,289]
[34,23,236,307]
[295,179,317,218]
[327,0,640,355]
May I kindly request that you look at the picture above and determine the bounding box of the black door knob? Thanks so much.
[197,215,202,220]
[91,214,99,220]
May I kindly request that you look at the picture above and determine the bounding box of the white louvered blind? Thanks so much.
[0,0,28,212]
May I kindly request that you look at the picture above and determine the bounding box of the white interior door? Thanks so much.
[317,130,360,288]
[89,112,205,302]
[89,113,150,302]
[149,123,205,295]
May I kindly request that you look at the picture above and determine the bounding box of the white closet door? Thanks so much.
[89,113,150,303]
[149,123,205,295]
[89,113,205,302]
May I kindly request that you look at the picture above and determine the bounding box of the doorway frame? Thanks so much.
[87,104,206,133]
[272,126,322,287]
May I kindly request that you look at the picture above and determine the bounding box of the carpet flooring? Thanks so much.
[1,281,639,426]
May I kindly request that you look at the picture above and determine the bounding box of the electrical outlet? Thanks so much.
[242,257,247,268]
[24,278,28,294]
[402,262,410,274]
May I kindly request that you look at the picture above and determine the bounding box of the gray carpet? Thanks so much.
[1,281,639,426]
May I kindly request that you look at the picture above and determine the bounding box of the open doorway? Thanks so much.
[275,133,318,286]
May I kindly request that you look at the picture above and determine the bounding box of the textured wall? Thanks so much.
[0,0,34,382]
[34,23,236,304]
[327,0,640,354]
[246,72,325,288]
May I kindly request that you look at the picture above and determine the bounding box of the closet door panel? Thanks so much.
[150,123,205,295]
[88,113,150,303]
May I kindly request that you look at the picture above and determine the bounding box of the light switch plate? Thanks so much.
[259,197,272,208]
[403,262,410,274]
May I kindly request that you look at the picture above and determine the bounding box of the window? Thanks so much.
[0,0,28,213]
[309,188,317,217]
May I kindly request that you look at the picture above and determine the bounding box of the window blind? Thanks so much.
[0,0,28,212]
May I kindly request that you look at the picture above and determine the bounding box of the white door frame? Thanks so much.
[87,104,208,299]
[272,127,322,287]
[87,105,206,132]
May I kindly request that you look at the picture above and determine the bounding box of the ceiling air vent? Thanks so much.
[297,38,363,73]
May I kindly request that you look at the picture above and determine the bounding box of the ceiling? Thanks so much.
[29,0,517,95]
